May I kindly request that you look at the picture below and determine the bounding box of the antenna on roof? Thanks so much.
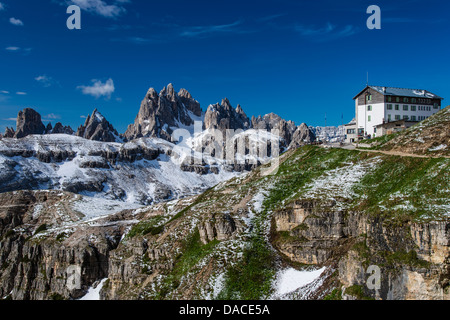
[366,72,369,87]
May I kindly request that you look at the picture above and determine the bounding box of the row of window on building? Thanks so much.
[386,96,432,104]
[366,104,437,112]
[366,95,434,104]
[366,114,429,123]
[385,104,437,111]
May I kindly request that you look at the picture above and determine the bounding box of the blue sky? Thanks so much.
[1,0,449,133]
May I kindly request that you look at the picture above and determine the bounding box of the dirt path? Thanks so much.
[322,144,450,159]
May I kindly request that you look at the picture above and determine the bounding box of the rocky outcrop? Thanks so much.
[198,213,237,244]
[377,105,450,157]
[51,122,74,135]
[76,109,121,143]
[2,127,15,139]
[252,113,297,148]
[14,108,46,139]
[272,200,450,300]
[204,98,250,132]
[289,123,316,148]
[251,113,316,149]
[0,191,129,300]
[124,84,202,142]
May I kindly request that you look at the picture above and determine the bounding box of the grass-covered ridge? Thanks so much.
[262,145,449,222]
[360,106,450,156]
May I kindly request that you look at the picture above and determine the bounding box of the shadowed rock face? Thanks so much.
[51,122,74,135]
[2,127,15,138]
[289,123,316,148]
[124,84,202,142]
[204,98,250,132]
[76,109,121,143]
[251,113,316,148]
[14,108,46,139]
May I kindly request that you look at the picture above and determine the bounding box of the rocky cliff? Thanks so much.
[14,108,46,139]
[204,98,250,132]
[0,134,240,205]
[124,84,202,142]
[272,200,449,300]
[76,109,121,143]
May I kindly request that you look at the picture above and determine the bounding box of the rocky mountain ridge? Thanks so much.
[2,84,316,148]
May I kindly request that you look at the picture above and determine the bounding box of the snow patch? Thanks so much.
[274,267,326,297]
[79,279,107,300]
[429,144,447,152]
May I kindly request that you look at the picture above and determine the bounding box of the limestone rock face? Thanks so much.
[124,84,202,142]
[251,113,297,148]
[204,98,250,132]
[2,127,15,138]
[198,213,237,244]
[76,109,121,143]
[14,108,46,139]
[0,191,124,300]
[272,200,450,300]
[51,122,74,135]
[289,123,316,148]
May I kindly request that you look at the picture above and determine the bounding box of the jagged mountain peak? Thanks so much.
[124,84,202,142]
[14,108,46,139]
[76,108,121,143]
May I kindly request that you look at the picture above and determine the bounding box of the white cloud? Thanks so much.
[295,23,358,42]
[180,20,243,38]
[77,78,115,98]
[44,113,61,120]
[5,46,20,51]
[35,75,56,87]
[0,90,9,94]
[2,118,17,121]
[16,92,27,95]
[0,3,5,11]
[68,0,129,18]
[9,17,23,26]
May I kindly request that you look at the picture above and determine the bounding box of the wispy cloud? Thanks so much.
[16,92,27,95]
[66,0,130,18]
[180,20,244,38]
[257,13,287,23]
[9,17,23,26]
[5,47,32,55]
[295,23,358,42]
[35,75,58,87]
[77,78,115,99]
[2,118,17,121]
[0,2,5,11]
[110,36,161,44]
[5,46,20,51]
[44,113,61,120]
[0,90,9,94]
